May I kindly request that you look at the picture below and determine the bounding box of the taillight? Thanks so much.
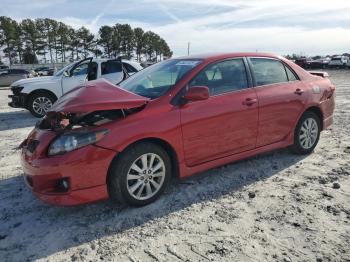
[327,85,336,99]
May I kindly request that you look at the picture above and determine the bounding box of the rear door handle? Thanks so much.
[242,98,257,106]
[294,88,304,95]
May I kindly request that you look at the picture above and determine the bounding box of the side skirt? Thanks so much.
[179,140,293,178]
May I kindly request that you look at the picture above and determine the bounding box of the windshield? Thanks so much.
[54,62,75,76]
[119,59,202,99]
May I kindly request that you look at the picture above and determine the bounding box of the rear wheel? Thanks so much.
[108,142,171,206]
[291,111,321,154]
[28,92,56,118]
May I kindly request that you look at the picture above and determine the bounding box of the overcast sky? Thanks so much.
[2,0,350,57]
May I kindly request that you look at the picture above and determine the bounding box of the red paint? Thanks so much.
[51,79,149,113]
[21,53,335,206]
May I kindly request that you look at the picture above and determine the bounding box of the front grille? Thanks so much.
[27,140,40,153]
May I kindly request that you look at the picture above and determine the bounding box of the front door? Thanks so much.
[61,58,93,94]
[180,58,259,167]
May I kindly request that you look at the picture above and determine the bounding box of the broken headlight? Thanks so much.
[48,129,109,156]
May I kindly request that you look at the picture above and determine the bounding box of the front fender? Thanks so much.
[20,80,62,99]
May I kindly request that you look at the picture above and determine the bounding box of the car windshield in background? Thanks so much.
[119,59,202,99]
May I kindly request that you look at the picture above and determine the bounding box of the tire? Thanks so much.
[28,92,56,118]
[291,111,321,155]
[108,142,171,206]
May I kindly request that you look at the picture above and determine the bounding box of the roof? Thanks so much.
[175,52,282,61]
[91,58,140,64]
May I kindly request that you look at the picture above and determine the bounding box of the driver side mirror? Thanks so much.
[183,86,209,102]
[63,70,70,77]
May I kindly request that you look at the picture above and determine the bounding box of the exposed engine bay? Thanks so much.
[37,107,144,131]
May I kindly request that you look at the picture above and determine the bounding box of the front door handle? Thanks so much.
[242,98,257,106]
[294,88,304,95]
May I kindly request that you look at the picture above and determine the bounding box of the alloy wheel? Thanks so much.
[126,153,166,200]
[32,96,53,116]
[299,118,318,149]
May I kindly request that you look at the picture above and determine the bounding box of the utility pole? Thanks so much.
[187,42,190,56]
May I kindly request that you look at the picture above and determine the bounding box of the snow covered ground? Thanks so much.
[0,71,349,262]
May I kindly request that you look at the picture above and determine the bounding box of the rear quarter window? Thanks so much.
[285,66,298,81]
[123,63,138,73]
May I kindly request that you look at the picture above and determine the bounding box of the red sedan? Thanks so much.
[20,53,335,206]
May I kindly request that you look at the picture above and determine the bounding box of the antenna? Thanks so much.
[187,42,190,56]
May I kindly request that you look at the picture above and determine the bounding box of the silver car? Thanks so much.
[0,69,31,86]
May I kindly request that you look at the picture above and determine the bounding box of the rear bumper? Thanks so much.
[323,115,333,130]
[8,93,28,108]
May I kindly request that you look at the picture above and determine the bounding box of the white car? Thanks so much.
[8,58,143,117]
[328,56,348,68]
[347,59,350,68]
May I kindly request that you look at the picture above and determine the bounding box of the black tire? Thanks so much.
[27,92,56,118]
[108,142,171,206]
[291,111,321,155]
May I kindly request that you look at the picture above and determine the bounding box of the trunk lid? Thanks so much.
[50,78,149,113]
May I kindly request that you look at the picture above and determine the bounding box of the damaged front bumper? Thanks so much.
[8,86,28,108]
[21,136,116,206]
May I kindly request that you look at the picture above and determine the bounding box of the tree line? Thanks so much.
[0,16,173,65]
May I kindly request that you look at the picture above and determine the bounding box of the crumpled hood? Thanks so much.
[50,78,150,113]
[11,76,55,86]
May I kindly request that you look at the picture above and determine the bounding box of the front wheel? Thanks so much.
[291,111,321,154]
[108,142,171,206]
[28,92,56,118]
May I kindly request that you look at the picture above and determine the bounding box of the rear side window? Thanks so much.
[189,58,249,96]
[250,58,288,86]
[101,60,122,75]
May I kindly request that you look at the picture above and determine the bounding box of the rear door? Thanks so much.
[248,57,307,147]
[180,58,259,166]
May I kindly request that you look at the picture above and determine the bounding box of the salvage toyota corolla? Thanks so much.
[20,53,335,206]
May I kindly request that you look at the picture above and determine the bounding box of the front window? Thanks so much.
[189,58,249,96]
[71,62,89,76]
[55,63,75,76]
[119,59,202,99]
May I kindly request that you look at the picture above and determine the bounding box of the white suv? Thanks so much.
[9,58,143,117]
[328,56,348,68]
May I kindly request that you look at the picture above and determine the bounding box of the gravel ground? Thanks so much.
[0,71,349,262]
